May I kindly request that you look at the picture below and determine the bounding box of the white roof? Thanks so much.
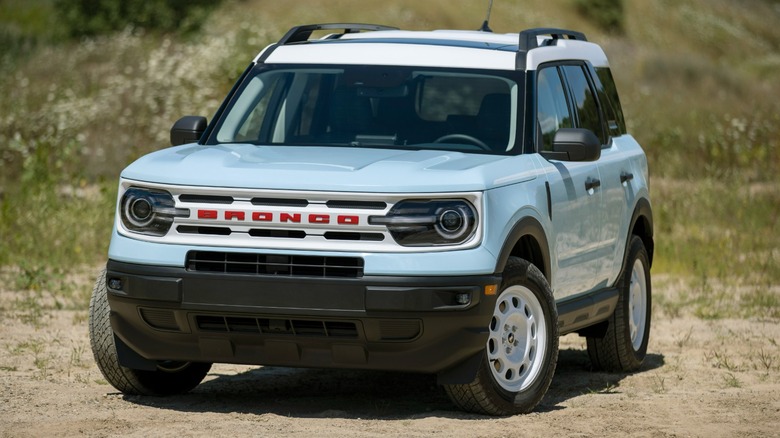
[343,29,521,44]
[258,29,610,70]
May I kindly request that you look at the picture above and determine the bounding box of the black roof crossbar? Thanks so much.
[515,28,588,70]
[278,23,399,45]
[518,28,587,51]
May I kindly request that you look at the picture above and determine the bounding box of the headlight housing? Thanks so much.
[120,187,189,236]
[369,199,477,246]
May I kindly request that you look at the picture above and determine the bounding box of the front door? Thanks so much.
[537,65,608,298]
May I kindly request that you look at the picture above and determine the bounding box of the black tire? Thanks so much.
[587,235,651,371]
[444,257,559,415]
[89,269,211,395]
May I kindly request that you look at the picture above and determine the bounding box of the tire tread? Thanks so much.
[587,236,651,372]
[89,269,210,395]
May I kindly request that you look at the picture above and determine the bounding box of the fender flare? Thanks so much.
[494,216,551,279]
[627,197,654,267]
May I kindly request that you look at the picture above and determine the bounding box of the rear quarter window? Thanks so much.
[594,67,627,136]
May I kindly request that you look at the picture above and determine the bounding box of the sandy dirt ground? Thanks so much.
[1,273,778,437]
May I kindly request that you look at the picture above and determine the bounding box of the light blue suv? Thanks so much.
[90,24,653,415]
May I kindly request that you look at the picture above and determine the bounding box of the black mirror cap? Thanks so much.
[170,116,207,146]
[546,128,602,162]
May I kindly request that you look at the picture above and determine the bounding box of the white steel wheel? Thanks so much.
[628,258,648,351]
[487,285,547,392]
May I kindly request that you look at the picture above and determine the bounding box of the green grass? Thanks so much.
[0,0,778,321]
[651,177,780,319]
[653,179,780,280]
[0,178,116,276]
[722,372,741,388]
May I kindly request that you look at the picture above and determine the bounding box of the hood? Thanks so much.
[121,144,539,192]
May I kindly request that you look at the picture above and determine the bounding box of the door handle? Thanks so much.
[585,177,601,191]
[620,171,634,184]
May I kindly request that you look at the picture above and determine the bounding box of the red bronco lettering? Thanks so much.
[197,210,360,225]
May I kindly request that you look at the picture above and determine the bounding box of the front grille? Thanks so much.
[195,315,359,338]
[186,251,364,278]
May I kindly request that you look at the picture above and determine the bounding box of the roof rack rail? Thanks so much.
[518,28,587,51]
[278,23,399,45]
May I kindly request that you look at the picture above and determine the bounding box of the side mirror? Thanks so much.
[170,116,207,146]
[541,128,601,162]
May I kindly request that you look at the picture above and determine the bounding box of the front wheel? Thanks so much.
[444,257,558,415]
[587,235,652,371]
[89,269,211,395]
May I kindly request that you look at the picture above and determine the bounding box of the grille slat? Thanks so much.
[195,315,358,338]
[324,231,384,241]
[177,225,232,235]
[179,194,234,204]
[248,229,307,239]
[325,200,387,210]
[187,251,364,278]
[251,197,309,207]
[197,315,228,331]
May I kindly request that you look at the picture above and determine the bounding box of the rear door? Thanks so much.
[590,66,635,285]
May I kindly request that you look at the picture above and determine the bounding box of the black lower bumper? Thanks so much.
[105,260,501,379]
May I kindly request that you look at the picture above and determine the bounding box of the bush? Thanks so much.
[55,0,222,37]
[574,0,624,33]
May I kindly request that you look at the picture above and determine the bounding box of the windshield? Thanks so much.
[211,64,522,154]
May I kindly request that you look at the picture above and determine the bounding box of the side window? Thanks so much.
[537,67,573,151]
[594,67,627,136]
[562,65,607,145]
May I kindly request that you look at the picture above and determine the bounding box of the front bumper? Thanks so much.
[106,259,501,375]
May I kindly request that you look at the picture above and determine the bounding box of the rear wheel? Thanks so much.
[444,257,558,415]
[89,269,211,395]
[587,236,651,371]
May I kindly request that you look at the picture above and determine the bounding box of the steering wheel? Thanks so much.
[433,133,490,151]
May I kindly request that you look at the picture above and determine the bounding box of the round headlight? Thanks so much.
[369,199,477,246]
[120,187,189,236]
[436,207,470,239]
[129,197,153,225]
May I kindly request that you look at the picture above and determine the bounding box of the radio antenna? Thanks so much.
[479,0,494,32]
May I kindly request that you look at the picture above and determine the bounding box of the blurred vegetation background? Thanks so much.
[0,0,778,317]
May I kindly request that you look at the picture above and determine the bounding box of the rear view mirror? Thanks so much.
[170,116,207,146]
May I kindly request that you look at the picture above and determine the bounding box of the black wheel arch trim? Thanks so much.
[494,216,551,280]
[628,197,654,268]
